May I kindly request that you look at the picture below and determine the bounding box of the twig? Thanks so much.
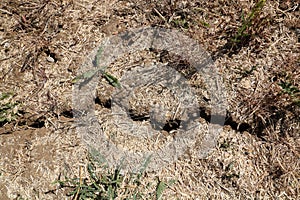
[172,102,181,120]
[0,55,15,62]
[0,8,13,15]
[153,8,166,22]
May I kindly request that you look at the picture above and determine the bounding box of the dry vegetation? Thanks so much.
[0,0,299,199]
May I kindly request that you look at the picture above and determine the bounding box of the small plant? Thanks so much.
[200,20,210,27]
[279,80,300,106]
[72,47,121,88]
[155,178,176,200]
[0,92,20,125]
[279,81,300,97]
[55,149,175,199]
[172,18,189,29]
[232,0,266,44]
[220,140,230,149]
[14,194,29,200]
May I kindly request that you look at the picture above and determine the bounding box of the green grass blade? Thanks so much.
[136,155,152,182]
[72,68,100,83]
[103,72,121,88]
[156,181,167,200]
[94,47,104,67]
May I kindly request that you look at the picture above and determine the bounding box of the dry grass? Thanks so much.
[0,0,299,199]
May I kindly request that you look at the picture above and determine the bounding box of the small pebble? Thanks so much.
[46,56,55,63]
[4,42,10,49]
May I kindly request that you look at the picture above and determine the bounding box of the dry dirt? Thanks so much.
[0,0,299,199]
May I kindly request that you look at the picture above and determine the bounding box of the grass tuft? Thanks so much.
[55,149,174,199]
[0,92,20,125]
[232,0,266,44]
